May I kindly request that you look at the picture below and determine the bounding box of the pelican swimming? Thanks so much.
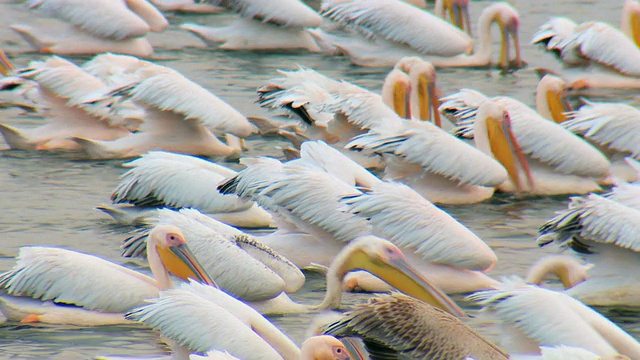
[121,208,304,306]
[562,100,640,183]
[74,64,254,159]
[0,224,213,326]
[347,99,533,204]
[149,0,224,13]
[324,292,508,359]
[0,56,131,151]
[471,279,640,359]
[10,0,168,57]
[537,181,640,307]
[218,140,501,295]
[257,58,447,169]
[126,284,358,359]
[440,89,611,196]
[317,0,523,69]
[122,236,465,359]
[97,151,274,228]
[531,0,640,88]
[180,0,323,52]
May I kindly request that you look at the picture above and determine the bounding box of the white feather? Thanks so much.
[320,0,471,57]
[126,287,283,360]
[558,22,640,76]
[471,280,640,359]
[204,0,321,27]
[564,101,640,158]
[0,247,158,313]
[111,151,252,213]
[120,68,253,137]
[27,0,167,40]
[494,97,610,178]
[347,121,508,187]
[343,182,496,271]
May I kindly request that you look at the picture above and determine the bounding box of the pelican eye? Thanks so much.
[332,346,347,358]
[165,233,182,246]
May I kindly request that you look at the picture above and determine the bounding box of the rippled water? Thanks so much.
[0,0,639,358]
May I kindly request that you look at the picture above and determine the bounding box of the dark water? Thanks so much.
[0,0,639,358]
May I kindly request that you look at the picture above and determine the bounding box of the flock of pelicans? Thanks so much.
[2,0,640,359]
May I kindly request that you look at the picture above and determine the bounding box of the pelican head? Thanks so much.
[476,101,534,192]
[526,255,592,289]
[301,336,350,360]
[536,75,571,123]
[147,224,216,289]
[382,68,412,119]
[0,49,14,76]
[489,3,522,70]
[327,235,466,317]
[392,57,442,126]
[439,0,472,35]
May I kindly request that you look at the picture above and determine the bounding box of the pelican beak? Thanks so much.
[343,250,467,317]
[499,17,523,71]
[631,8,640,47]
[487,111,534,191]
[0,49,15,76]
[393,80,411,119]
[157,243,217,288]
[418,79,442,127]
[452,0,472,36]
[546,88,571,123]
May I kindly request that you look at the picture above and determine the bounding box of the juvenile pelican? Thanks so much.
[124,237,465,358]
[10,0,168,57]
[537,181,640,306]
[324,293,508,359]
[0,224,213,326]
[98,151,274,228]
[180,0,323,51]
[318,0,522,69]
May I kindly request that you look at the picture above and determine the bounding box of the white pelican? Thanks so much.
[149,0,224,14]
[257,58,445,168]
[125,284,361,359]
[74,65,254,159]
[434,0,471,35]
[98,151,274,228]
[218,140,501,295]
[0,224,213,326]
[531,1,640,88]
[122,208,303,304]
[323,292,508,359]
[562,101,640,183]
[10,0,168,57]
[180,0,323,52]
[347,98,540,204]
[471,280,640,359]
[537,181,640,307]
[123,238,465,359]
[441,90,611,195]
[318,0,522,69]
[0,56,131,151]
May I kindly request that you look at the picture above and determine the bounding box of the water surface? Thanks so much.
[0,0,639,358]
